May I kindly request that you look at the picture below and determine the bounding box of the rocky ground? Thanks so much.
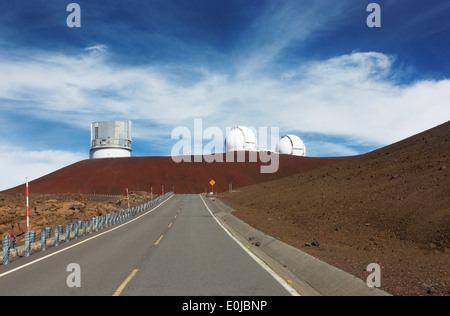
[0,191,152,240]
[221,121,449,296]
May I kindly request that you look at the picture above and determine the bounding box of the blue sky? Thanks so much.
[0,0,450,190]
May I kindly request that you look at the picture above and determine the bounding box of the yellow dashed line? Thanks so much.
[154,235,164,245]
[168,222,173,228]
[113,269,138,296]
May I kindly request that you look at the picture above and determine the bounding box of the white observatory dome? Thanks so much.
[276,135,306,156]
[225,126,257,152]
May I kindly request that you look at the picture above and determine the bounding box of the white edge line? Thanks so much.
[199,194,300,296]
[0,195,174,279]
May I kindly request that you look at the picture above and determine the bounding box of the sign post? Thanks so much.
[26,177,29,231]
[126,188,130,209]
[209,180,215,195]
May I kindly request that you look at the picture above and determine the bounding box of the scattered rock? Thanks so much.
[311,241,320,247]
[305,242,311,247]
[427,287,437,295]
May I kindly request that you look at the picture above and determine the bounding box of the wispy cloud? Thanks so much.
[1,48,448,148]
[1,0,449,191]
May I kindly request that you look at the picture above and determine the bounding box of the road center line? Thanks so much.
[154,235,164,245]
[113,269,139,296]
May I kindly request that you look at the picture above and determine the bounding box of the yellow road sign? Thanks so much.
[209,180,215,186]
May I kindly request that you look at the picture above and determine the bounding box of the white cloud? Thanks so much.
[0,143,86,191]
[1,49,449,145]
[306,141,361,157]
[0,48,449,191]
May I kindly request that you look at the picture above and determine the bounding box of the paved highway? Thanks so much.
[0,194,294,296]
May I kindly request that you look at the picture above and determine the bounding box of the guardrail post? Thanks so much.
[74,222,79,239]
[25,230,36,257]
[45,227,52,239]
[54,225,60,246]
[25,230,31,257]
[81,220,86,236]
[79,221,83,237]
[88,219,93,234]
[2,235,10,265]
[65,223,71,242]
[9,235,16,249]
[41,227,47,251]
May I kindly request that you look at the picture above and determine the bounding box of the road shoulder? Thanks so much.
[205,196,391,296]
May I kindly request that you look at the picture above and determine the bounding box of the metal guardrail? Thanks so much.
[0,192,174,265]
[85,194,125,198]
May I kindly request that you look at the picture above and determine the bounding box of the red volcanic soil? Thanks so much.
[221,121,450,296]
[1,153,350,196]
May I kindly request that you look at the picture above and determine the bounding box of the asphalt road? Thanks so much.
[0,194,292,296]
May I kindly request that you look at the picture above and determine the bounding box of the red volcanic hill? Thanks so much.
[220,121,450,295]
[1,153,350,196]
